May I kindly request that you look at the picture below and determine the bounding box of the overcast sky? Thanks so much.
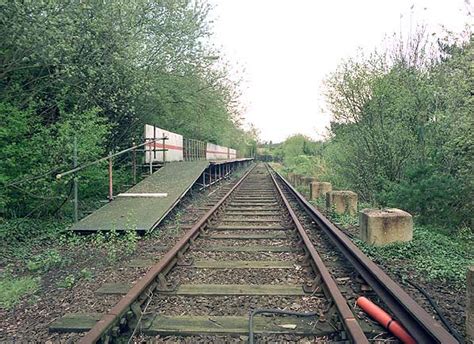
[208,0,472,143]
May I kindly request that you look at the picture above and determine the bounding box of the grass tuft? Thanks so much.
[0,275,39,310]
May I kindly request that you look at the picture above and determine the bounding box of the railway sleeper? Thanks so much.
[59,165,391,342]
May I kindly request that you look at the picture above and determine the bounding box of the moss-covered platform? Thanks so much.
[70,161,210,232]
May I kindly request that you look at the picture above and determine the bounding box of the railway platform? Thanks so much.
[70,158,252,232]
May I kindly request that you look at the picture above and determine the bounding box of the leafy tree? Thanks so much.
[323,30,473,228]
[0,0,256,219]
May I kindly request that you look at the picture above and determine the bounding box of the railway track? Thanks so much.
[73,163,458,343]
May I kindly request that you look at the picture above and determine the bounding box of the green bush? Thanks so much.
[0,275,39,309]
[0,1,258,239]
[320,33,473,230]
[26,249,63,273]
[0,102,109,218]
[0,218,69,260]
[380,165,463,226]
[57,274,76,289]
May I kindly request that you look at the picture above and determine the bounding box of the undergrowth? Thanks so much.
[0,274,39,309]
[356,226,473,289]
[281,171,473,289]
[0,218,70,261]
[26,249,64,272]
[324,201,473,289]
[0,217,140,308]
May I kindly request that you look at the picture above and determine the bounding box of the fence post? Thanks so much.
[194,140,197,160]
[108,151,113,201]
[73,136,79,222]
[149,138,153,175]
[162,134,166,163]
[132,140,137,185]
[153,126,157,160]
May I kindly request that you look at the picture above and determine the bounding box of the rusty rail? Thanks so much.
[269,164,458,344]
[79,164,256,343]
[269,167,369,343]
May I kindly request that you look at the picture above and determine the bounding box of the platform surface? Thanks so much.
[209,158,253,165]
[70,161,210,231]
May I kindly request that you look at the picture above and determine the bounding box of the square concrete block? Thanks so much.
[310,182,332,200]
[359,208,413,246]
[468,266,474,340]
[294,174,304,186]
[326,191,358,215]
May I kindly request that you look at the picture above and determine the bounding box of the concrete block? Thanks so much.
[301,177,315,194]
[468,266,474,340]
[359,208,413,246]
[294,174,304,186]
[310,182,332,200]
[326,191,358,215]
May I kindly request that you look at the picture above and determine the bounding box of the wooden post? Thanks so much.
[108,151,113,201]
[132,140,137,185]
[148,139,153,175]
[73,136,78,222]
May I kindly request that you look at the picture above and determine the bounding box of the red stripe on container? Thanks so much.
[206,150,230,154]
[146,142,183,151]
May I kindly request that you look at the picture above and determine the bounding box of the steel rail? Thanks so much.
[79,164,256,344]
[268,167,369,344]
[269,164,458,344]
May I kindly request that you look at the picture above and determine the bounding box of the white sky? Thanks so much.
[208,0,472,143]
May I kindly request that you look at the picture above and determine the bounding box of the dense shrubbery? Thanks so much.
[323,32,473,229]
[0,1,256,219]
[269,31,473,230]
